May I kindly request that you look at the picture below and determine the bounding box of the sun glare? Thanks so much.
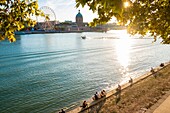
[114,30,132,81]
[115,30,132,68]
[124,2,129,8]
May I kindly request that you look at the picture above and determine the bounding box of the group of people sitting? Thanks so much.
[92,90,106,100]
[80,90,107,109]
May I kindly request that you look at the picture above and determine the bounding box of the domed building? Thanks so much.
[76,10,83,27]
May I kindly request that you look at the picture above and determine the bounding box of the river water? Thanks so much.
[0,30,170,113]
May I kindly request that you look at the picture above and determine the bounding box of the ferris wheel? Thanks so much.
[37,6,56,30]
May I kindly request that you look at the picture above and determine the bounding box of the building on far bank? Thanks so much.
[33,10,125,32]
[55,10,91,32]
[76,10,83,27]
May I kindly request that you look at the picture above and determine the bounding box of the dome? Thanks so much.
[76,10,83,18]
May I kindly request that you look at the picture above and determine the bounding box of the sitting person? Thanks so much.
[59,109,65,113]
[100,90,106,98]
[116,84,121,93]
[129,77,133,84]
[93,92,99,100]
[80,100,88,108]
[160,63,164,67]
[150,67,155,73]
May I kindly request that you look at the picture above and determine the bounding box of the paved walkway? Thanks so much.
[153,95,170,113]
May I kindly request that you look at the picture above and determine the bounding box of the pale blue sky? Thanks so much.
[38,0,98,22]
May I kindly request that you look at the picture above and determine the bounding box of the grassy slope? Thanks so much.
[81,64,170,113]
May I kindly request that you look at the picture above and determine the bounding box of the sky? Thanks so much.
[38,0,98,22]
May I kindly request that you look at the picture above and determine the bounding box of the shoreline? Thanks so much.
[14,30,106,35]
[65,61,170,113]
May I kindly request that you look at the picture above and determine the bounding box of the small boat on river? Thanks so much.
[81,36,86,39]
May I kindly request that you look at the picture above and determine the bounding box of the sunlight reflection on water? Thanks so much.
[114,30,132,83]
[1,31,170,113]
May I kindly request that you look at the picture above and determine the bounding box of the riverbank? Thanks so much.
[67,61,170,113]
[14,30,106,35]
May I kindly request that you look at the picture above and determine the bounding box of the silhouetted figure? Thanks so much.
[150,67,157,78]
[93,92,99,100]
[115,84,121,104]
[80,100,88,108]
[160,63,164,67]
[150,67,155,73]
[115,84,121,96]
[129,77,133,86]
[59,109,65,113]
[116,84,121,93]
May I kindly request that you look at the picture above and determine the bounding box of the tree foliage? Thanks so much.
[76,0,170,44]
[0,0,44,42]
[76,0,124,26]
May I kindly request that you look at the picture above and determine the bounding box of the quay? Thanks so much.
[65,61,170,113]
